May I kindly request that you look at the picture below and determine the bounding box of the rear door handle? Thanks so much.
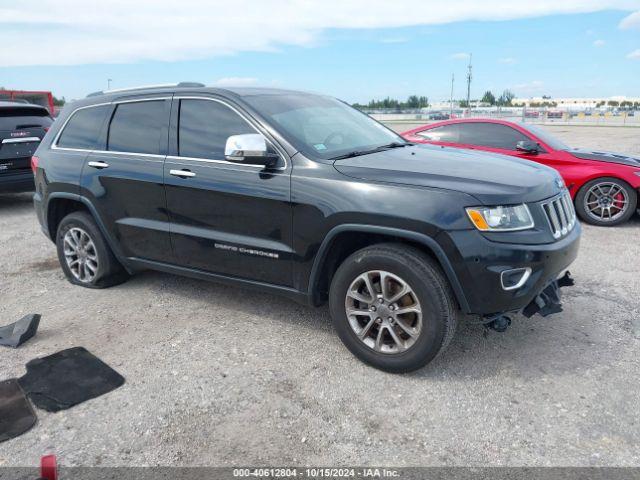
[170,169,196,178]
[88,161,109,169]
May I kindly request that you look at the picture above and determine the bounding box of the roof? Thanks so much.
[65,84,326,115]
[85,84,315,100]
[215,87,315,97]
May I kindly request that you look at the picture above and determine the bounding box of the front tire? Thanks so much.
[56,211,129,288]
[329,243,458,373]
[575,177,637,226]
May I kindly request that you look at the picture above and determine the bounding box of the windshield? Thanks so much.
[523,124,569,150]
[242,93,406,160]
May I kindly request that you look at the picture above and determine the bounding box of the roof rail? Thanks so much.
[87,82,205,98]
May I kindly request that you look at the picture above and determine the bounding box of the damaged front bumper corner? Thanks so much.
[522,271,575,318]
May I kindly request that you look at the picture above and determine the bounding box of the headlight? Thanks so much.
[466,204,534,231]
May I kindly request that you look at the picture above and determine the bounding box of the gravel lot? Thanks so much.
[0,126,639,467]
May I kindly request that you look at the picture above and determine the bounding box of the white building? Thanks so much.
[512,96,640,109]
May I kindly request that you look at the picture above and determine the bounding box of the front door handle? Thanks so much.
[88,161,109,169]
[170,169,196,178]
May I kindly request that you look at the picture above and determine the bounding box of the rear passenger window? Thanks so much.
[107,101,165,155]
[178,99,255,159]
[56,105,110,150]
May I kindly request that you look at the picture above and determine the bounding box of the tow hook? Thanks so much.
[482,314,512,332]
[488,315,512,332]
[522,271,574,318]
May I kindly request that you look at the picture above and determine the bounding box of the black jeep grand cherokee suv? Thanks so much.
[33,84,580,372]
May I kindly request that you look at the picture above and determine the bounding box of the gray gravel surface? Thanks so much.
[0,126,638,467]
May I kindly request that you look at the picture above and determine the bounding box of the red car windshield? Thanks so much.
[523,124,569,151]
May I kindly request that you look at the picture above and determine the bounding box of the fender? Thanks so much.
[45,192,135,274]
[308,224,471,313]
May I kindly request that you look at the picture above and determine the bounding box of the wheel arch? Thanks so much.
[308,224,470,313]
[46,193,133,273]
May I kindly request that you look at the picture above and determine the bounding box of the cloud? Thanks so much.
[593,39,606,46]
[214,77,259,86]
[619,10,640,29]
[450,52,470,60]
[1,1,639,66]
[498,57,516,64]
[627,49,640,59]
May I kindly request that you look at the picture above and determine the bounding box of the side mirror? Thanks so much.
[516,140,540,154]
[225,133,279,167]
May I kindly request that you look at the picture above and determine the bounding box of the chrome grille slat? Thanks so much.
[563,194,576,227]
[542,191,576,239]
[545,204,561,235]
[555,202,568,235]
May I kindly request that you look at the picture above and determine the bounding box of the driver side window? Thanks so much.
[178,99,255,159]
[456,123,529,150]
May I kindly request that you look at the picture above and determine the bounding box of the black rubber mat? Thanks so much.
[0,313,40,348]
[18,347,125,412]
[0,378,37,443]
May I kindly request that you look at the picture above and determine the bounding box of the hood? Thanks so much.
[568,148,640,168]
[333,144,563,205]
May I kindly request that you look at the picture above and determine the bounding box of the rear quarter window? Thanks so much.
[417,124,460,143]
[56,105,110,150]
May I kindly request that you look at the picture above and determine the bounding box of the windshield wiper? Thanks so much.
[379,141,413,149]
[330,142,412,160]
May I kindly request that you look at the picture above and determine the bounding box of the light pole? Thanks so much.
[107,78,113,90]
[466,54,472,116]
[450,73,454,116]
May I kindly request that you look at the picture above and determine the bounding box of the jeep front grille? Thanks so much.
[542,192,576,239]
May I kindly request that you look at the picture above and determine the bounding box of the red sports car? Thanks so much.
[402,119,640,226]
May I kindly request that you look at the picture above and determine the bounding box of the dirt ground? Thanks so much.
[0,126,638,467]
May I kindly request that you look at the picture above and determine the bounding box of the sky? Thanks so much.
[1,1,639,103]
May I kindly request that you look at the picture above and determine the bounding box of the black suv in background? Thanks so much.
[1,101,52,193]
[33,84,580,372]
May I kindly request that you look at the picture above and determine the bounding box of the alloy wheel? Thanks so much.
[63,227,99,283]
[344,270,422,354]
[583,181,629,222]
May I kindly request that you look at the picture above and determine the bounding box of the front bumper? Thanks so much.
[440,223,581,316]
[522,271,574,318]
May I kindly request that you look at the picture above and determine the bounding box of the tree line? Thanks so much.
[353,95,430,110]
[479,89,516,106]
[353,90,518,110]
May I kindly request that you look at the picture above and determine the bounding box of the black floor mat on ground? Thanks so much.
[0,378,37,443]
[18,347,125,412]
[0,314,40,348]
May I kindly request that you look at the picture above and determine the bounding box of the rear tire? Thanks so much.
[329,243,458,373]
[575,177,637,226]
[55,211,129,288]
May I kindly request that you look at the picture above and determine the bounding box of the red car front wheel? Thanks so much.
[575,177,637,226]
